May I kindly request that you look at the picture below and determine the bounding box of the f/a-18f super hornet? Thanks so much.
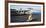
[11,8,40,21]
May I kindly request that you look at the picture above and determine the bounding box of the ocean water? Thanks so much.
[11,13,41,22]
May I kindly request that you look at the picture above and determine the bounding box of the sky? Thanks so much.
[10,5,41,10]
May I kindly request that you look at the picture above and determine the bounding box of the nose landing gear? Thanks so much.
[27,14,32,21]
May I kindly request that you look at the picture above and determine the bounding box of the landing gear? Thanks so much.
[27,14,32,21]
